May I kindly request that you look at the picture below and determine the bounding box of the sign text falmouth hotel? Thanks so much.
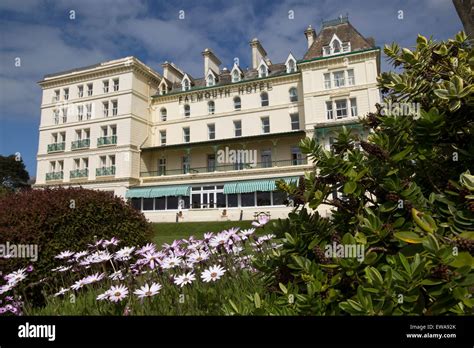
[178,82,272,104]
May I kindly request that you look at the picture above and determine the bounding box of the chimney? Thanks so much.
[304,25,316,48]
[250,38,267,69]
[202,48,222,77]
[161,61,184,83]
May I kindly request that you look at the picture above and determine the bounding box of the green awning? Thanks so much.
[126,185,190,198]
[125,187,152,198]
[223,177,299,194]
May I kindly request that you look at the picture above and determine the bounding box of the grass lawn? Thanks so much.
[151,220,263,246]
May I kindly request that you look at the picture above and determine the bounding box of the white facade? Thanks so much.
[35,18,381,222]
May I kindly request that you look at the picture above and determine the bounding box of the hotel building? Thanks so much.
[35,16,380,222]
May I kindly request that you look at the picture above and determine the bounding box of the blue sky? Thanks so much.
[0,0,462,177]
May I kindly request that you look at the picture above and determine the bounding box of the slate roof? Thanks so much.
[303,16,375,60]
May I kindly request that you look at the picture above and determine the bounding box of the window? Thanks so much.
[182,155,190,174]
[261,117,270,133]
[290,113,300,130]
[103,80,109,93]
[324,73,331,89]
[260,92,269,107]
[184,104,190,118]
[143,198,154,211]
[257,192,271,206]
[232,69,240,82]
[78,85,83,98]
[227,194,238,207]
[53,90,60,102]
[342,42,351,53]
[182,78,190,91]
[208,124,215,140]
[110,155,115,167]
[74,158,80,170]
[160,84,167,95]
[160,130,166,145]
[158,158,166,175]
[347,69,355,86]
[287,59,296,73]
[100,156,107,167]
[160,108,167,121]
[323,46,331,56]
[113,78,119,91]
[131,198,142,210]
[112,100,118,116]
[332,39,341,53]
[289,87,298,102]
[155,197,166,210]
[53,110,59,125]
[63,88,69,101]
[326,101,334,120]
[273,191,287,205]
[291,146,303,165]
[241,193,255,207]
[206,74,215,87]
[261,149,272,168]
[259,64,268,78]
[83,157,89,169]
[86,103,92,119]
[87,84,93,96]
[335,100,348,119]
[183,127,190,143]
[62,108,68,123]
[208,101,215,115]
[167,196,179,209]
[350,98,358,117]
[77,105,84,121]
[234,120,242,137]
[333,71,345,87]
[103,102,109,117]
[101,126,108,137]
[207,154,216,172]
[233,96,241,110]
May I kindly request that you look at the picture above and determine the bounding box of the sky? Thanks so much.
[0,0,463,177]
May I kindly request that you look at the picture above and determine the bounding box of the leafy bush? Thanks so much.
[0,187,152,303]
[246,32,474,315]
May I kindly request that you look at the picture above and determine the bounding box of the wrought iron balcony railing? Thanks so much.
[70,168,88,179]
[47,142,65,153]
[96,166,116,176]
[46,171,63,181]
[71,139,90,150]
[97,135,117,147]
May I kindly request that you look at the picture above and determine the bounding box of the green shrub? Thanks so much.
[0,187,152,293]
[247,32,474,315]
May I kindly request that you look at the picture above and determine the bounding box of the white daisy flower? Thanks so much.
[115,246,135,261]
[252,215,270,227]
[103,237,120,247]
[209,233,229,248]
[142,251,161,269]
[174,272,196,287]
[136,243,156,255]
[57,266,72,273]
[85,272,105,284]
[0,284,12,295]
[108,285,129,302]
[133,283,162,298]
[74,251,88,259]
[5,269,27,285]
[70,277,89,290]
[188,250,209,263]
[239,228,256,240]
[201,265,226,283]
[161,256,182,269]
[55,250,75,259]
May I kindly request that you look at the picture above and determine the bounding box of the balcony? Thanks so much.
[47,142,65,153]
[71,139,90,150]
[96,166,116,177]
[70,168,89,179]
[46,171,63,181]
[141,158,308,177]
[97,135,117,147]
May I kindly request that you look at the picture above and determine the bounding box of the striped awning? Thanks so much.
[223,177,299,194]
[126,185,190,198]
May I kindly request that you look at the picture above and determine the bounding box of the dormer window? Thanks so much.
[232,70,240,82]
[182,74,192,91]
[285,53,297,73]
[323,34,351,56]
[206,73,216,87]
[259,64,268,78]
[160,84,167,95]
[231,63,242,83]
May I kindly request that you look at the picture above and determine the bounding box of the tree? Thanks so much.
[453,0,474,38]
[0,154,30,190]
[248,31,473,315]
